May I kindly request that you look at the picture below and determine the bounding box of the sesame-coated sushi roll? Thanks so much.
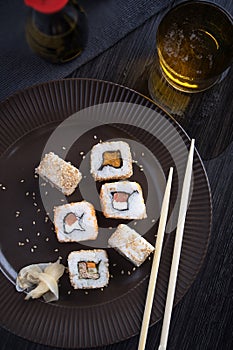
[90,141,133,181]
[35,152,82,196]
[108,224,154,266]
[54,201,98,243]
[68,250,109,289]
[100,181,147,219]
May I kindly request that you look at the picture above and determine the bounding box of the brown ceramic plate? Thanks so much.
[0,79,211,348]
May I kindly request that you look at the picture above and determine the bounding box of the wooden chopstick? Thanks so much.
[158,139,195,350]
[138,166,174,350]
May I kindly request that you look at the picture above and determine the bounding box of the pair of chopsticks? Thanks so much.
[138,139,195,350]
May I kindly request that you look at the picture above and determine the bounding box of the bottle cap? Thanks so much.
[24,0,69,14]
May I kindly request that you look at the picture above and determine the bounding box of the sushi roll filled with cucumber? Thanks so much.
[36,152,82,196]
[54,201,98,243]
[100,181,147,219]
[90,141,133,181]
[108,224,154,266]
[68,250,109,289]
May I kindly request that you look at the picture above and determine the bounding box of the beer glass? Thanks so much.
[150,1,233,95]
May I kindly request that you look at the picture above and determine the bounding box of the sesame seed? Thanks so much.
[32,221,36,225]
[25,192,29,196]
[85,291,89,295]
[140,168,144,172]
[93,135,97,139]
[133,160,138,164]
[45,216,49,222]
[54,248,59,252]
[33,245,37,249]
[20,179,25,183]
[110,274,114,278]
[80,151,84,155]
[45,191,48,196]
[141,152,145,156]
[37,208,41,213]
[34,174,38,178]
[83,175,87,179]
[132,267,136,271]
[60,199,65,202]
[0,184,2,187]
[62,146,66,150]
[113,263,117,267]
[121,270,124,275]
[59,256,63,260]
[34,202,38,207]
[101,288,104,292]
[2,186,6,190]
[128,271,131,275]
[18,227,23,231]
[37,232,40,236]
[31,248,34,253]
[40,182,46,187]
[108,226,113,229]
[68,290,71,295]
[26,238,30,243]
[151,219,156,223]
[134,222,137,225]
[45,237,49,241]
[82,155,86,159]
[18,242,25,246]
[99,139,103,143]
[148,256,151,261]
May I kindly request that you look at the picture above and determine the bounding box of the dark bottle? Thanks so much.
[24,0,88,63]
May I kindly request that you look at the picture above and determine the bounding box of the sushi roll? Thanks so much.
[68,250,109,289]
[108,224,154,267]
[54,201,98,242]
[90,141,133,181]
[35,152,82,196]
[100,181,147,219]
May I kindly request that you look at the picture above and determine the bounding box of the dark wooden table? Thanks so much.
[1,1,233,349]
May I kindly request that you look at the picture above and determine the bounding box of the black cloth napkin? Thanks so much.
[0,0,171,102]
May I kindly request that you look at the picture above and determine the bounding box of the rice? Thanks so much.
[90,141,133,181]
[100,181,147,219]
[35,152,82,196]
[68,250,109,289]
[54,201,98,243]
[108,224,154,266]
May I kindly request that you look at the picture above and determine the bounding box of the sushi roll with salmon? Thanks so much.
[68,250,109,289]
[108,224,154,266]
[54,201,98,242]
[100,181,147,219]
[90,141,133,181]
[36,152,82,196]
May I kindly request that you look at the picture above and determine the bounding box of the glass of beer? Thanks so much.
[151,1,233,94]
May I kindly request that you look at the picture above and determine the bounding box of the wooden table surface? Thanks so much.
[1,1,232,349]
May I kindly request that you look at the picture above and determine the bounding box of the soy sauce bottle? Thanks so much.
[24,0,88,63]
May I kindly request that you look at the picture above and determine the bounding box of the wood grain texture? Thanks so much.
[0,0,232,349]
